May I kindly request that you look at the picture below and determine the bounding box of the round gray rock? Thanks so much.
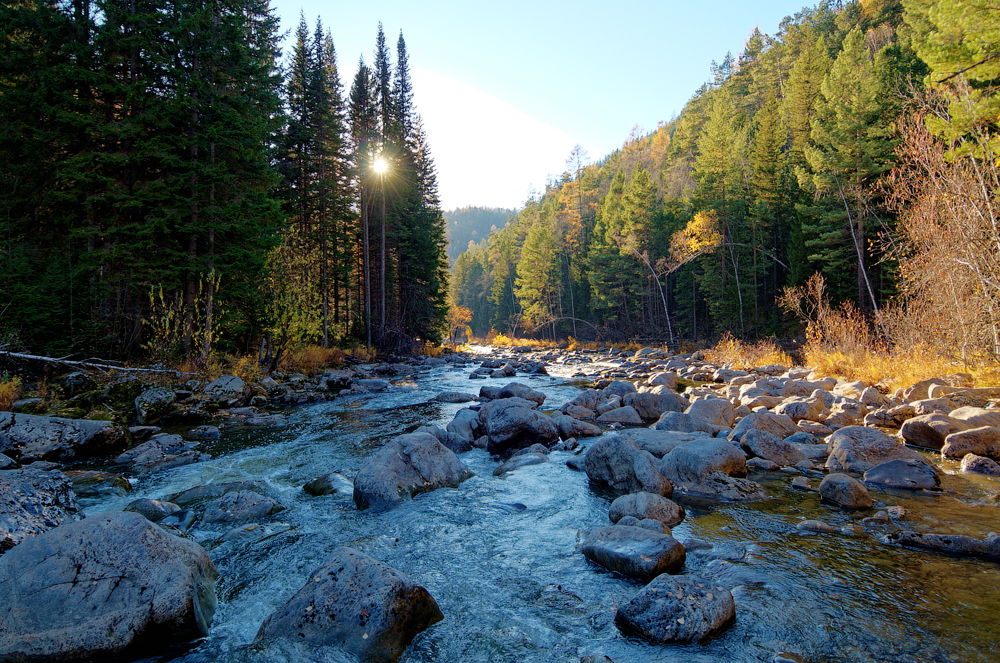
[581,525,685,580]
[609,492,685,527]
[819,473,874,509]
[255,546,442,663]
[0,511,217,661]
[615,574,736,643]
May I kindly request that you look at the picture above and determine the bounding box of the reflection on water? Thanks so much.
[83,363,1000,663]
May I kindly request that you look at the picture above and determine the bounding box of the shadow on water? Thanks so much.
[96,365,1000,663]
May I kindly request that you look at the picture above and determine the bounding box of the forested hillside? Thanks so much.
[452,0,999,364]
[0,2,448,359]
[444,207,514,262]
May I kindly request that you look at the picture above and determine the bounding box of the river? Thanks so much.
[80,360,1000,663]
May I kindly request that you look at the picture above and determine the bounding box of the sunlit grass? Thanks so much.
[0,375,22,411]
[703,332,792,370]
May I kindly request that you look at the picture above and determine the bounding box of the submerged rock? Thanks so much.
[888,531,1000,561]
[203,490,285,524]
[863,458,940,490]
[353,433,473,512]
[581,525,685,580]
[0,468,80,553]
[115,433,209,474]
[960,453,1000,476]
[614,574,736,643]
[255,546,442,663]
[0,512,217,661]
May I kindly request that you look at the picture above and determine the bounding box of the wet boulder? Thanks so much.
[941,426,1000,460]
[960,453,1000,476]
[825,426,926,474]
[0,512,217,661]
[354,433,473,512]
[551,414,602,440]
[255,546,442,663]
[615,574,736,643]
[819,473,873,510]
[608,492,685,527]
[134,386,176,424]
[740,429,806,467]
[583,434,672,496]
[303,472,354,496]
[204,374,251,406]
[863,458,941,490]
[659,439,765,502]
[493,452,547,476]
[0,411,129,462]
[496,382,546,405]
[445,408,478,442]
[413,425,472,454]
[123,497,181,523]
[581,525,685,580]
[888,531,1000,562]
[478,397,559,456]
[434,391,476,403]
[64,469,131,499]
[0,468,79,553]
[203,490,285,524]
[166,480,272,507]
[115,433,209,474]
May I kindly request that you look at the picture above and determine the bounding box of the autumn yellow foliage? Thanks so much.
[704,332,792,370]
[0,376,21,411]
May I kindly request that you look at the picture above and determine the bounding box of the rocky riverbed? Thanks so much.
[1,346,999,662]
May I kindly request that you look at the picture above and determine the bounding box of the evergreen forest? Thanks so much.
[0,2,449,360]
[452,0,999,365]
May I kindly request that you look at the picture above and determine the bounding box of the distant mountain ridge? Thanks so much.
[444,206,514,262]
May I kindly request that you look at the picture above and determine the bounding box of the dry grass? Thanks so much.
[703,332,793,370]
[489,333,559,349]
[280,345,346,376]
[0,376,22,411]
[420,343,447,358]
[781,273,1000,391]
[348,345,377,362]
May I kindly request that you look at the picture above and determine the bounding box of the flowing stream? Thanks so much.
[80,362,1000,663]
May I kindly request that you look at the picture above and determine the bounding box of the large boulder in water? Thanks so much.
[478,397,559,456]
[659,439,765,501]
[0,511,217,661]
[863,458,941,490]
[608,492,685,527]
[615,574,736,643]
[256,546,442,663]
[819,473,873,509]
[0,411,129,462]
[899,414,970,449]
[728,411,797,442]
[354,433,473,512]
[0,468,80,553]
[941,426,1000,460]
[581,525,685,580]
[115,433,209,474]
[825,426,927,473]
[583,434,672,496]
[134,386,176,424]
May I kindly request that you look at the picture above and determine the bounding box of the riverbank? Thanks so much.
[1,345,999,662]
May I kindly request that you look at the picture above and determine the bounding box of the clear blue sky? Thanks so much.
[271,0,813,209]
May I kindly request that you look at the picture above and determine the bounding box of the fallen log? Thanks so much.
[0,351,194,376]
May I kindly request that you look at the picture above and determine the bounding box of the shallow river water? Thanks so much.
[82,362,1000,663]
